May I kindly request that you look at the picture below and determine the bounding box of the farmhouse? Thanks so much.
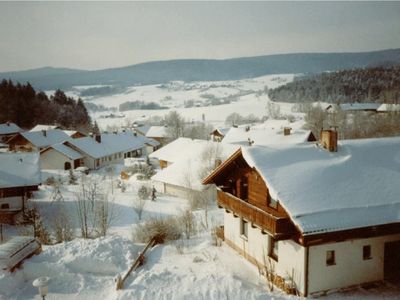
[0,152,41,223]
[0,122,22,142]
[151,138,238,199]
[203,132,400,296]
[222,120,316,147]
[6,129,71,152]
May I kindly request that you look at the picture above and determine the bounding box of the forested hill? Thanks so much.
[268,66,400,103]
[1,48,400,90]
[0,80,91,130]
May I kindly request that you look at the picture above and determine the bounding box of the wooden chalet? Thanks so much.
[0,122,22,143]
[203,131,400,296]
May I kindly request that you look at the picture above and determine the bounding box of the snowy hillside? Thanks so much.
[71,74,299,129]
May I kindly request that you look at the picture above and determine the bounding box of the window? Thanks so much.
[326,250,335,266]
[363,245,372,260]
[1,203,10,209]
[240,218,248,239]
[269,236,278,261]
[268,195,278,209]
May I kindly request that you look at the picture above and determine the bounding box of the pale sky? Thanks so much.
[0,1,399,72]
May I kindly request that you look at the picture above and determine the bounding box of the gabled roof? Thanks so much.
[0,123,22,135]
[222,120,314,146]
[19,129,71,148]
[41,143,83,160]
[63,130,86,137]
[146,126,169,138]
[240,136,400,235]
[377,103,400,112]
[152,139,239,191]
[0,152,41,188]
[149,137,194,163]
[339,103,380,111]
[133,124,151,135]
[30,124,60,132]
[68,132,152,159]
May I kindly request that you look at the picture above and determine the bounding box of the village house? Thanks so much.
[210,127,229,142]
[149,137,194,169]
[29,124,60,132]
[151,138,238,199]
[40,143,84,170]
[6,129,72,152]
[221,120,316,147]
[145,126,170,146]
[61,132,159,170]
[203,131,400,296]
[63,130,87,139]
[0,122,22,143]
[0,152,41,224]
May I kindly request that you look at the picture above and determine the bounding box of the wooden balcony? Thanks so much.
[217,189,293,239]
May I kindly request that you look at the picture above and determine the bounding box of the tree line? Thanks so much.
[268,65,400,104]
[0,80,92,131]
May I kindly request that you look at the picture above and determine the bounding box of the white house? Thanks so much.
[145,126,170,146]
[151,138,238,199]
[64,132,158,170]
[0,152,41,223]
[203,132,400,296]
[40,143,84,170]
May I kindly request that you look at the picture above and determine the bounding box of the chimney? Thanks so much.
[95,134,101,143]
[320,128,338,152]
[214,158,222,168]
[42,130,47,137]
[133,132,137,137]
[6,121,10,126]
[284,127,292,136]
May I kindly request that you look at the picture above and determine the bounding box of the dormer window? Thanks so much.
[268,195,278,209]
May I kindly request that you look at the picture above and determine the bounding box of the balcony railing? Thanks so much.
[217,189,293,239]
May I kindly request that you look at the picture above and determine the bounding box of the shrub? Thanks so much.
[132,217,181,243]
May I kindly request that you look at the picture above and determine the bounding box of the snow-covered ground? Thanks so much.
[47,74,298,130]
[1,162,400,300]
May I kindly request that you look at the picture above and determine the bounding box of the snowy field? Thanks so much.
[1,162,400,300]
[51,74,299,130]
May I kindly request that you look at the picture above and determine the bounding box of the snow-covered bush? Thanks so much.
[132,217,181,243]
[178,209,196,239]
[124,164,155,180]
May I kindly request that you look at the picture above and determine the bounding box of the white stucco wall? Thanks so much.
[0,196,23,210]
[40,149,75,170]
[308,233,400,295]
[223,210,306,295]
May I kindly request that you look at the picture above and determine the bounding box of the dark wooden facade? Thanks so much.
[204,149,297,239]
[7,134,35,151]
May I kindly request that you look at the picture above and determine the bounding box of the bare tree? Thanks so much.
[164,111,185,140]
[178,209,196,239]
[75,176,115,238]
[133,185,149,221]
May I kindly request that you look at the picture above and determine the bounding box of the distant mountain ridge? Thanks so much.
[1,48,400,90]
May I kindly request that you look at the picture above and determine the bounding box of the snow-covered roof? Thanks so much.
[0,123,22,135]
[0,152,41,188]
[222,120,314,147]
[20,129,71,148]
[149,137,194,163]
[42,143,84,160]
[30,124,59,132]
[241,136,400,235]
[68,132,152,159]
[211,128,229,136]
[145,126,169,138]
[377,103,400,112]
[63,130,85,137]
[133,124,151,135]
[152,139,239,191]
[339,103,380,111]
